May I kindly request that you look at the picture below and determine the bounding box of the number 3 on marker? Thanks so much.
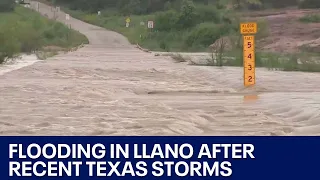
[248,64,252,70]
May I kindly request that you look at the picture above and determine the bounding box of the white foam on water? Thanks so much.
[0,54,40,76]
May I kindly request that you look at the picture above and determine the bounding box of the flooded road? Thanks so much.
[0,1,320,136]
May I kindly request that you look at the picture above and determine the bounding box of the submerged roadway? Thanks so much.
[1,1,320,135]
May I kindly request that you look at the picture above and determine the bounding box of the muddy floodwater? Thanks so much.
[0,1,320,136]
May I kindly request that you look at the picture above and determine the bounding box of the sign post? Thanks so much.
[36,2,39,11]
[125,17,131,28]
[65,14,71,40]
[240,22,257,87]
[147,21,154,29]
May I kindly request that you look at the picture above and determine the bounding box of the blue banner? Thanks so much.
[1,136,319,179]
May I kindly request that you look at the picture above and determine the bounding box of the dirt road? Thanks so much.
[0,1,320,136]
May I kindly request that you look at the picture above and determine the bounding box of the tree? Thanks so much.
[231,0,262,9]
[0,0,15,12]
[155,10,179,31]
[0,27,20,64]
[177,0,196,29]
[299,0,320,8]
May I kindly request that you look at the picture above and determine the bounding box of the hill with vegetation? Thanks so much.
[2,0,320,71]
[40,0,320,53]
[40,0,320,72]
[0,0,88,64]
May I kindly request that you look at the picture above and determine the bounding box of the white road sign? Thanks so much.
[147,21,154,29]
[66,14,70,20]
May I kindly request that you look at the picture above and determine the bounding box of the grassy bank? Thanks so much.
[299,13,320,23]
[0,6,88,64]
[225,51,320,72]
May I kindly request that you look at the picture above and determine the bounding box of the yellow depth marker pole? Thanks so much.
[243,35,255,86]
[240,22,257,87]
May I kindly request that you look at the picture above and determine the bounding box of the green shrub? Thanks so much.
[298,0,320,8]
[155,0,198,31]
[176,0,197,29]
[155,10,179,31]
[260,0,298,8]
[0,6,88,63]
[185,23,227,48]
[15,22,42,52]
[195,5,221,24]
[0,0,15,12]
[164,1,172,10]
[299,14,320,23]
[0,28,20,63]
[215,1,226,9]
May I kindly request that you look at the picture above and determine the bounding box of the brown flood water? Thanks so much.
[0,1,319,136]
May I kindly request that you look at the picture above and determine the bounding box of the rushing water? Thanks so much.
[0,54,40,76]
[1,1,320,136]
